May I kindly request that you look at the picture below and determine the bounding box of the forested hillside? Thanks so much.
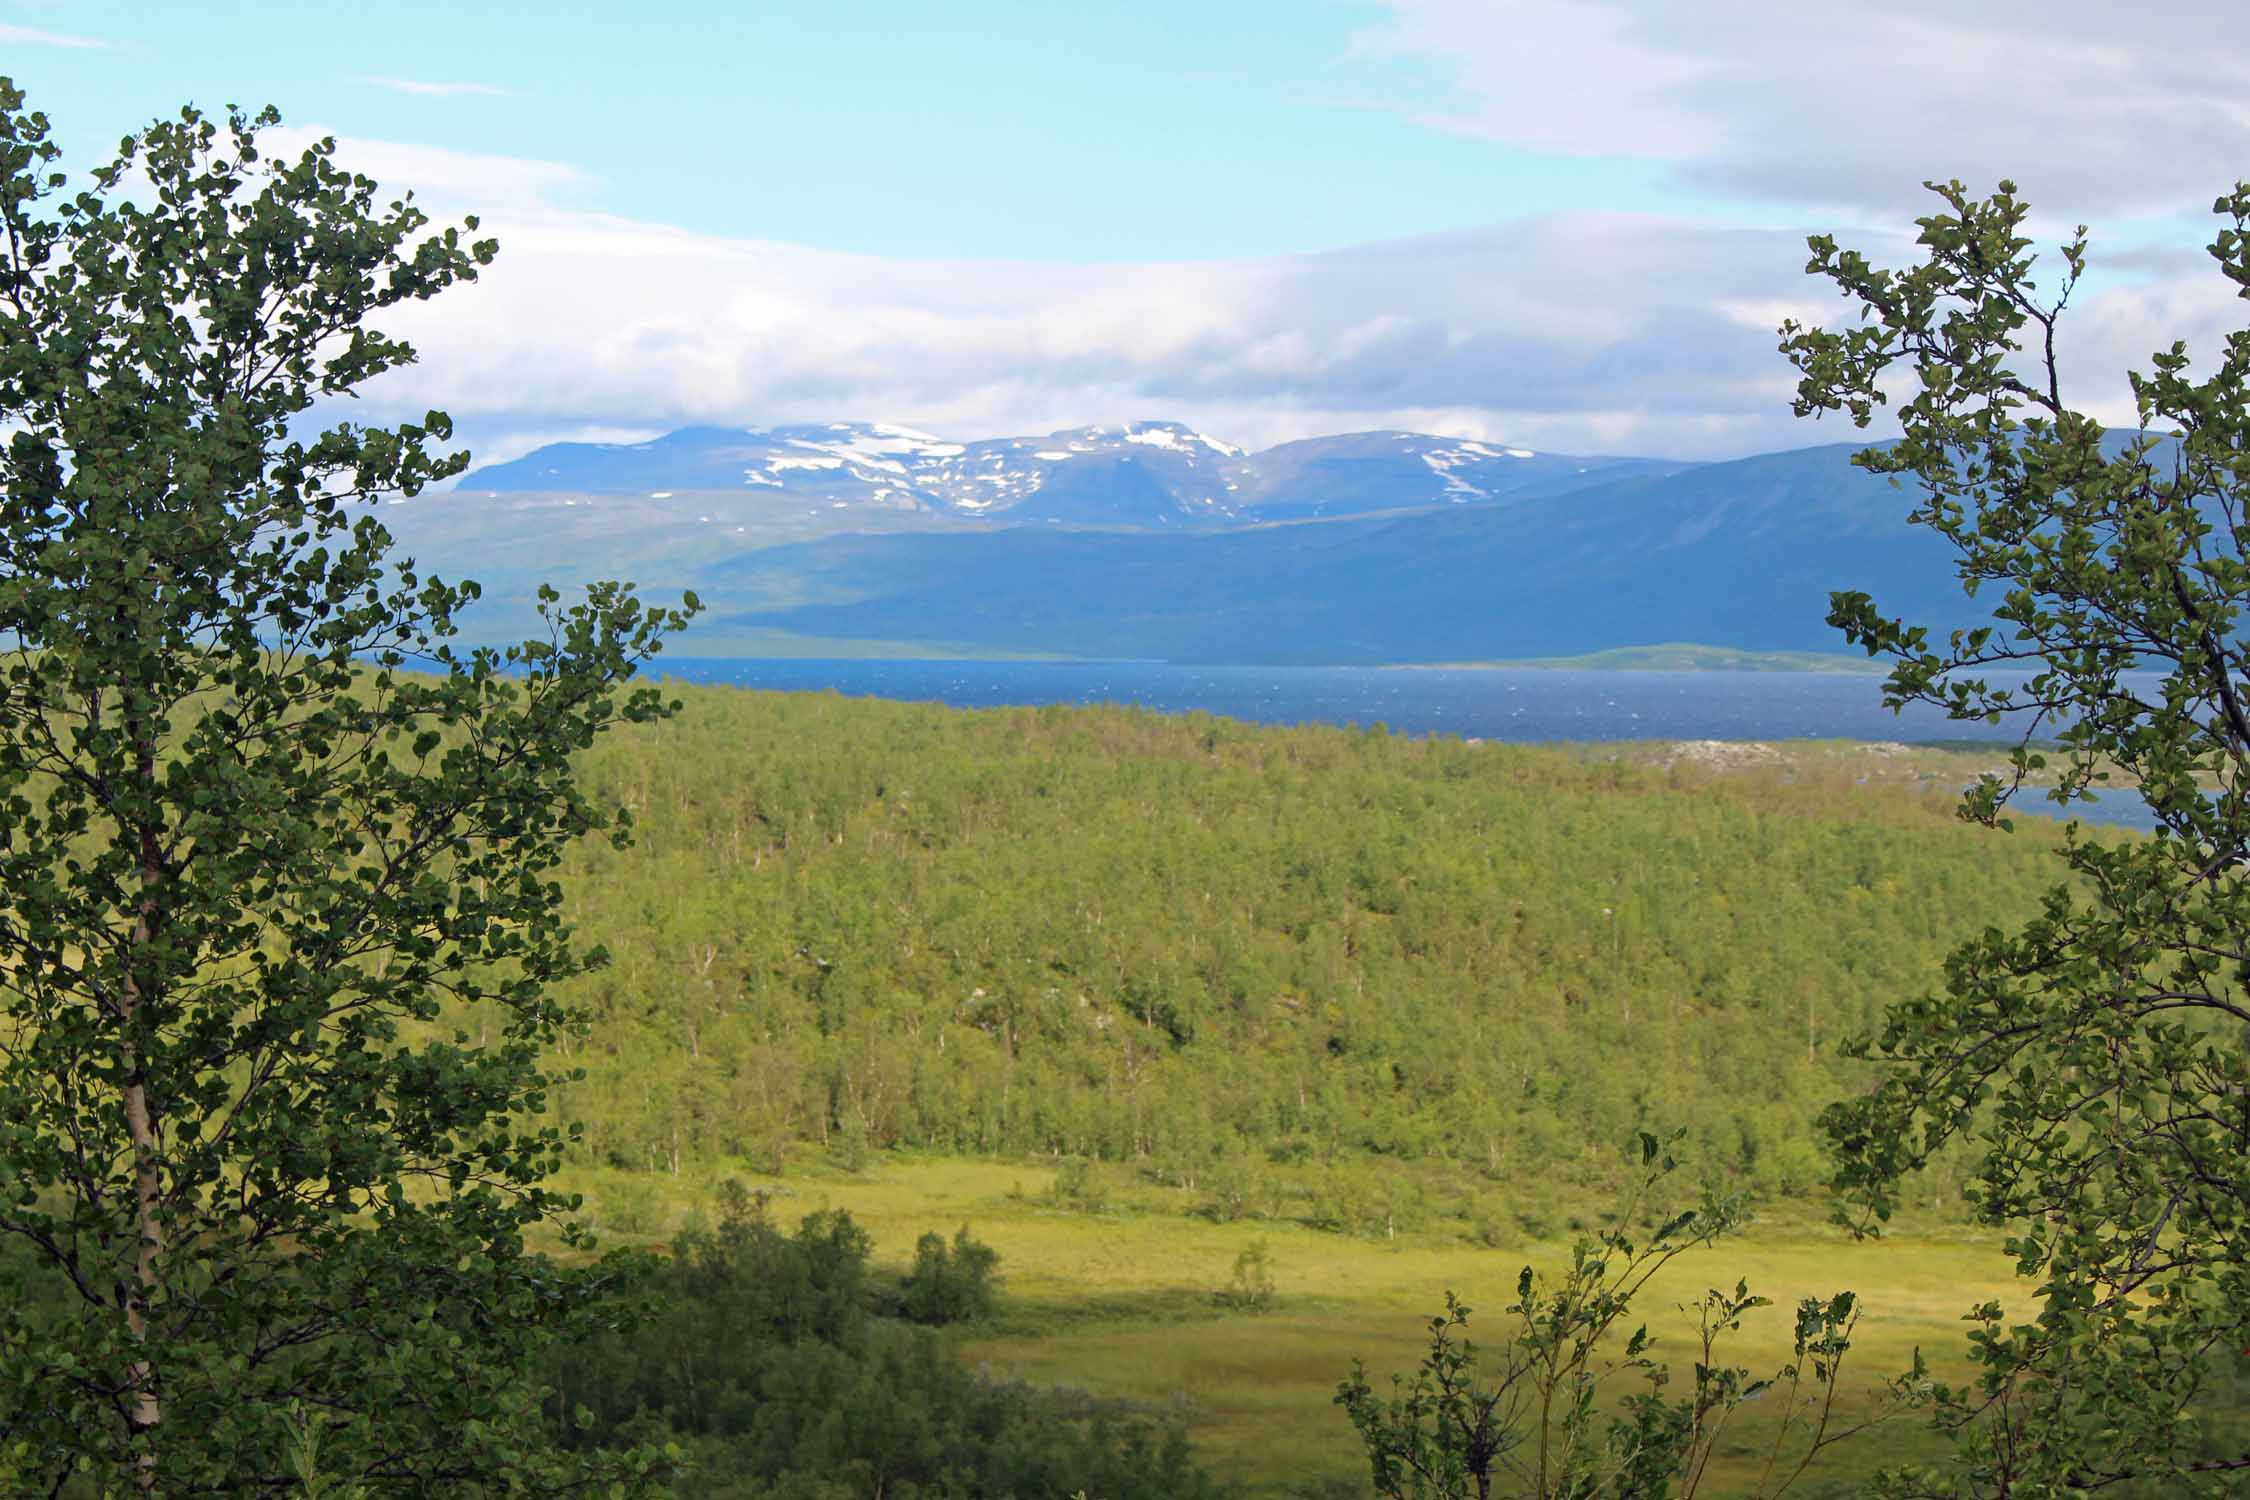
[541,684,2073,1214]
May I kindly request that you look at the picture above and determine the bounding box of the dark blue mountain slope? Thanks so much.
[705,443,1986,663]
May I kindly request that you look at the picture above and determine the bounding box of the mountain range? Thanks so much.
[463,419,1689,526]
[381,419,1979,664]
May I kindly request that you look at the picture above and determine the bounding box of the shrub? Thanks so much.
[900,1225,1001,1325]
[600,1176,665,1237]
[1217,1239,1276,1313]
[1049,1156,1113,1213]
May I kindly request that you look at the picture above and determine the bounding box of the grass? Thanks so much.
[561,1154,2020,1498]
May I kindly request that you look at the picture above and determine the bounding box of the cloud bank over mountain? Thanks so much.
[315,5,2250,475]
[367,179,1847,469]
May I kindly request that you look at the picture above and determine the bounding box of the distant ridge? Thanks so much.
[383,425,2002,665]
[1407,644,1888,673]
[686,440,1971,663]
[458,419,1687,528]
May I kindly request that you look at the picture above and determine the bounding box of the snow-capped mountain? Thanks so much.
[458,419,1679,529]
[1233,431,1672,518]
[911,421,1246,525]
[465,420,1253,527]
[385,431,2001,665]
[469,423,963,514]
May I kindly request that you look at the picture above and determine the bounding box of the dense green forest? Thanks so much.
[539,684,2073,1221]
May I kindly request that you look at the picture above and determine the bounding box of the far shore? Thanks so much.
[1389,643,1887,674]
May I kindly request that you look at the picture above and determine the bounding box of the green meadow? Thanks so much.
[558,1154,2019,1497]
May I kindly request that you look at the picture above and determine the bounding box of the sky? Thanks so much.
[10,1,2250,467]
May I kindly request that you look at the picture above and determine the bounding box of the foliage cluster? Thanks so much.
[1217,1238,1276,1313]
[0,81,686,1495]
[547,1184,1216,1500]
[898,1223,1001,1326]
[1780,179,2250,1496]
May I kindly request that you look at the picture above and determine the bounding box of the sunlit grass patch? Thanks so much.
[553,1152,2020,1496]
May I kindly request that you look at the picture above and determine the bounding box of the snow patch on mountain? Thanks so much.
[1420,450,1490,501]
[460,418,1622,529]
[1117,420,1243,458]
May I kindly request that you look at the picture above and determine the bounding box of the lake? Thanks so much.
[650,658,2163,833]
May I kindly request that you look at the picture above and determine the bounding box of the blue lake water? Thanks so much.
[651,658,2164,834]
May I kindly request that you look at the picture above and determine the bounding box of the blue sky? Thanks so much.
[11,0,1771,260]
[9,2,2249,463]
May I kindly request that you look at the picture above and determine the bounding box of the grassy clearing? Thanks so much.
[561,1155,2018,1497]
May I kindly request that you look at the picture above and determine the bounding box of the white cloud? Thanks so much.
[261,128,594,214]
[441,424,668,471]
[1361,1,2250,223]
[0,21,104,48]
[364,77,515,99]
[284,136,2240,469]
